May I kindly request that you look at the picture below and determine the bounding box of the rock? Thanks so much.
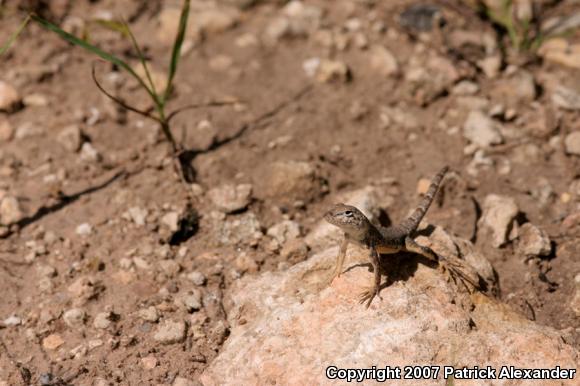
[42,334,65,350]
[517,223,551,257]
[187,271,206,286]
[15,122,44,139]
[399,3,443,31]
[538,38,580,70]
[93,311,113,329]
[463,110,503,147]
[478,194,519,248]
[267,220,301,245]
[23,93,48,107]
[551,85,580,110]
[63,308,86,328]
[477,55,502,78]
[208,184,252,213]
[200,247,578,385]
[255,161,320,204]
[141,355,158,370]
[217,212,262,246]
[161,211,180,232]
[416,178,431,195]
[194,8,240,35]
[315,59,350,83]
[2,315,22,327]
[75,223,92,236]
[564,132,580,155]
[138,306,159,323]
[0,116,14,141]
[0,196,24,225]
[153,320,186,344]
[264,0,321,42]
[451,80,479,96]
[0,81,20,112]
[57,125,83,152]
[368,45,398,77]
[494,71,537,104]
[176,290,203,312]
[159,260,181,277]
[280,238,309,264]
[128,207,148,226]
[80,142,101,162]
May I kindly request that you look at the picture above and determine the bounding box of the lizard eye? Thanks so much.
[343,210,353,217]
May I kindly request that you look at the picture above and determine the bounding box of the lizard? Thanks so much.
[324,166,479,308]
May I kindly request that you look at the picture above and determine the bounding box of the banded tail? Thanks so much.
[399,166,449,233]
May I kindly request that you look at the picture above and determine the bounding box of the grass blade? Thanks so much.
[30,14,157,101]
[0,15,31,55]
[163,0,190,105]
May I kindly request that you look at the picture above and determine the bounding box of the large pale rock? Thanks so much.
[478,195,519,248]
[201,247,578,385]
[254,161,321,205]
[463,110,503,147]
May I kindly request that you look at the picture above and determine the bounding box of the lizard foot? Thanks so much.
[358,286,381,308]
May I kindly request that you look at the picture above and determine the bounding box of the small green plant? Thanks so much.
[483,0,539,52]
[2,0,230,190]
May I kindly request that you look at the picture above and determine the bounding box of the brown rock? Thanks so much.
[517,223,551,257]
[255,161,321,205]
[0,117,14,141]
[0,81,20,112]
[42,334,65,350]
[201,248,577,385]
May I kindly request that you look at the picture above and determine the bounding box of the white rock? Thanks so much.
[128,207,148,226]
[478,194,519,248]
[93,311,113,329]
[138,306,159,323]
[0,196,24,224]
[63,308,86,328]
[208,184,252,213]
[153,320,186,344]
[187,271,207,286]
[161,211,180,232]
[517,223,551,257]
[564,132,580,155]
[2,315,22,327]
[75,223,92,236]
[57,125,83,152]
[80,142,101,162]
[463,110,503,147]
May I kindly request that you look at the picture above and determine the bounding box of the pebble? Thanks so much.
[452,80,479,95]
[141,355,158,370]
[23,93,48,107]
[42,334,65,350]
[0,117,14,141]
[0,196,24,224]
[416,178,431,195]
[217,212,262,246]
[138,306,159,323]
[3,315,22,327]
[478,55,502,78]
[80,142,101,162]
[57,125,83,152]
[187,271,206,286]
[161,211,180,232]
[315,59,350,83]
[369,45,399,77]
[93,311,113,329]
[267,220,301,245]
[517,223,551,257]
[564,132,580,155]
[280,238,309,264]
[0,81,20,112]
[128,207,148,226]
[551,86,580,110]
[63,308,86,328]
[176,290,203,312]
[153,320,186,344]
[208,184,252,213]
[159,259,181,276]
[75,223,92,236]
[478,194,519,248]
[463,110,503,147]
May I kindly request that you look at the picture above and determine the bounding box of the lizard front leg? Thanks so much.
[329,237,349,283]
[359,245,382,308]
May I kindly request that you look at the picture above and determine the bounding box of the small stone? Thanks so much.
[23,93,48,107]
[138,306,159,323]
[267,220,301,244]
[256,161,319,204]
[63,308,86,328]
[477,55,501,78]
[369,45,399,77]
[93,311,113,329]
[161,211,180,232]
[15,122,44,139]
[217,212,262,246]
[42,334,64,350]
[0,81,20,112]
[0,117,14,141]
[0,196,24,225]
[153,320,186,344]
[478,194,519,248]
[416,178,431,195]
[564,132,580,155]
[57,125,83,152]
[159,260,181,276]
[75,223,92,236]
[552,86,580,110]
[209,55,233,71]
[176,290,203,312]
[463,110,503,147]
[280,238,309,264]
[187,271,206,286]
[80,142,101,162]
[208,184,252,213]
[141,355,158,370]
[452,80,479,95]
[517,223,551,257]
[316,59,350,83]
[128,207,148,226]
[2,315,22,327]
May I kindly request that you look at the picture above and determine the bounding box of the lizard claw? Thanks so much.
[358,286,381,308]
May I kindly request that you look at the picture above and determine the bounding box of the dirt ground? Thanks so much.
[0,0,579,384]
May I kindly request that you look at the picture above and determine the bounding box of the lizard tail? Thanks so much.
[399,166,449,233]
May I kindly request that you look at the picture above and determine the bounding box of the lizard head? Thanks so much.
[323,203,371,237]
